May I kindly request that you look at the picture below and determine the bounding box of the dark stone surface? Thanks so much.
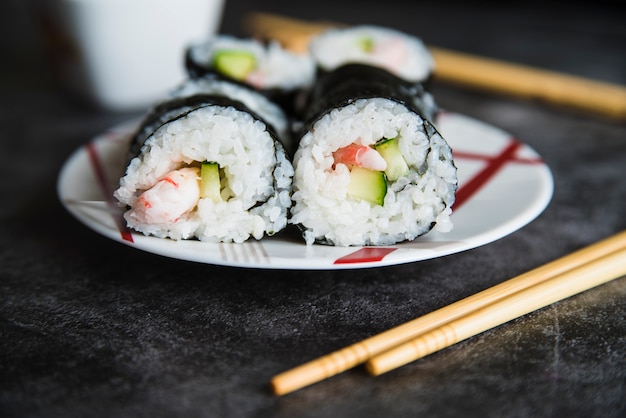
[1,1,625,417]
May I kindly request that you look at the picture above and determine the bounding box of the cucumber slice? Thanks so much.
[356,36,374,53]
[200,162,222,202]
[374,137,409,181]
[212,50,256,81]
[347,166,387,206]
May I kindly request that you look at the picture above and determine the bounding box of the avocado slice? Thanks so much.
[374,137,409,181]
[212,50,256,81]
[200,162,222,202]
[347,166,387,206]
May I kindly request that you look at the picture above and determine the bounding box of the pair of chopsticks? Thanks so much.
[270,230,626,395]
[244,12,626,120]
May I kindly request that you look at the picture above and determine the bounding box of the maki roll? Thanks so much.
[185,35,315,113]
[309,25,434,83]
[290,64,457,247]
[309,25,438,120]
[113,81,294,243]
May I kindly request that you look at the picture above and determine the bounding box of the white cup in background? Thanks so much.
[35,0,225,111]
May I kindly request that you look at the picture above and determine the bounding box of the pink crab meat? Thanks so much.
[372,37,408,69]
[245,70,266,89]
[332,143,387,171]
[131,167,201,224]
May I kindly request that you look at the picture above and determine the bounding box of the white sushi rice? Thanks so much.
[169,78,290,142]
[310,25,434,83]
[290,98,457,246]
[114,105,293,243]
[188,36,315,90]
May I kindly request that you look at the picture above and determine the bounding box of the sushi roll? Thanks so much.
[309,25,434,83]
[129,77,293,157]
[185,35,315,114]
[290,64,457,247]
[113,83,294,243]
[309,25,438,120]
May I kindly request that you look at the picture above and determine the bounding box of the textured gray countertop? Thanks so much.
[1,1,625,417]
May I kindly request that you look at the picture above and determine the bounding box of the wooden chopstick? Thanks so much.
[367,244,626,375]
[427,47,626,120]
[269,230,626,395]
[244,12,626,120]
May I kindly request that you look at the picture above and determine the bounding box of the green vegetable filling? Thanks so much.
[200,162,222,202]
[347,166,387,206]
[212,50,256,81]
[356,36,375,53]
[374,137,410,181]
[343,137,410,206]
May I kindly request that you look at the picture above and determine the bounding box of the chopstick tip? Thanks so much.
[364,360,382,376]
[269,374,300,396]
[269,379,283,396]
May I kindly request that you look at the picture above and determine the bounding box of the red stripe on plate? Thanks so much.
[453,150,543,165]
[86,141,134,243]
[334,247,397,264]
[453,140,523,210]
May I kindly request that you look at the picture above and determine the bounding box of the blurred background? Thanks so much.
[3,0,625,110]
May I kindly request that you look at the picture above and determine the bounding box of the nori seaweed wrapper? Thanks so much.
[126,93,285,165]
[184,46,307,118]
[301,63,438,137]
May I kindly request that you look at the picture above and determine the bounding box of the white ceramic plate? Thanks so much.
[58,112,553,269]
